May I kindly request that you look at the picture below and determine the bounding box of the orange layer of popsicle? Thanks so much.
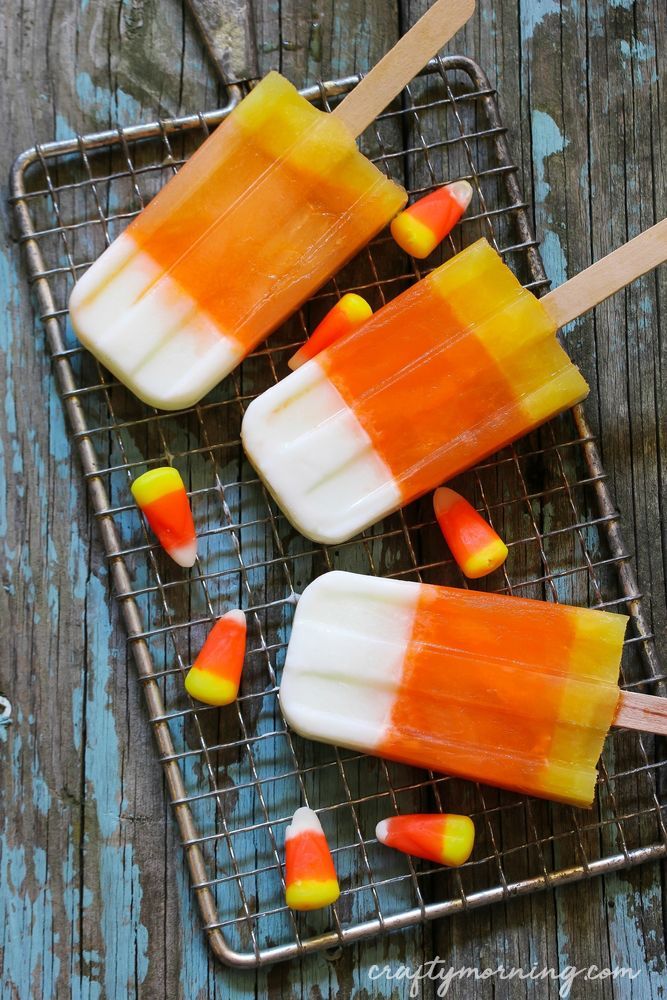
[320,240,589,502]
[379,584,624,805]
[124,73,406,356]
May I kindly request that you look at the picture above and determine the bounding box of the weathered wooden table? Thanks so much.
[1,1,665,997]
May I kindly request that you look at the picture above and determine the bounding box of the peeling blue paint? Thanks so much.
[520,0,560,41]
[31,770,51,819]
[531,109,568,203]
[619,38,658,84]
[540,229,568,293]
[55,113,74,141]
[84,566,149,996]
[75,71,143,128]
[606,875,666,990]
[176,761,211,999]
[0,253,24,498]
[531,109,569,288]
[1,836,61,997]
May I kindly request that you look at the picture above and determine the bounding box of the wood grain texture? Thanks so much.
[615,691,667,737]
[0,2,665,999]
[333,0,475,135]
[543,218,667,328]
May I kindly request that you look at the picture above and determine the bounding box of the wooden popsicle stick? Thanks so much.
[333,0,476,138]
[613,690,667,736]
[541,218,667,328]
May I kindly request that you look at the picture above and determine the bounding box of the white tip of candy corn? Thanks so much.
[168,540,198,568]
[286,807,324,840]
[447,179,474,210]
[375,819,390,843]
[223,608,247,629]
[433,486,458,517]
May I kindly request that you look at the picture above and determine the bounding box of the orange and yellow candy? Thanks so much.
[376,813,475,867]
[288,293,373,370]
[390,180,473,258]
[185,609,247,706]
[131,467,197,567]
[284,807,340,911]
[433,487,508,578]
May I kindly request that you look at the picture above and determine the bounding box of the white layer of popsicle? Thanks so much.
[69,232,244,410]
[242,361,400,544]
[280,571,418,747]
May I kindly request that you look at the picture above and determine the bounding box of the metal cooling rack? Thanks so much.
[11,56,667,968]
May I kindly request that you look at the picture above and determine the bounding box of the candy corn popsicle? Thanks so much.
[243,239,588,544]
[131,467,197,567]
[390,179,473,258]
[185,609,247,706]
[67,0,475,409]
[376,814,475,866]
[433,487,508,578]
[288,293,372,371]
[245,219,667,545]
[68,73,406,410]
[280,572,630,808]
[284,807,340,910]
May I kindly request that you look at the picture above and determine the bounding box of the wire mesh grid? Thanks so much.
[10,55,667,968]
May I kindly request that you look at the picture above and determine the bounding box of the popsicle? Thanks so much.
[280,571,667,808]
[243,220,667,544]
[67,0,475,410]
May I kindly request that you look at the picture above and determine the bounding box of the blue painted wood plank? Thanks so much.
[0,1,665,997]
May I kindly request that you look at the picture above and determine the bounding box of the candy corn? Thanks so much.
[284,807,340,911]
[131,467,197,567]
[288,293,373,371]
[376,814,475,867]
[433,487,508,578]
[185,609,247,706]
[390,180,473,258]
